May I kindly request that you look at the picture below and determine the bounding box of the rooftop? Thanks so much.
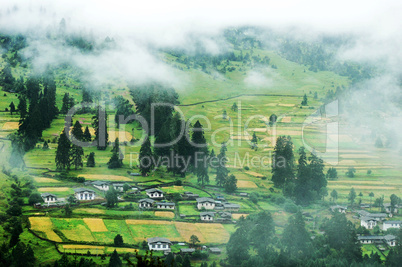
[74,188,95,193]
[147,237,172,244]
[196,197,215,203]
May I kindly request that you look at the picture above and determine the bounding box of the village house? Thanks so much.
[357,210,387,221]
[74,188,96,201]
[112,183,125,192]
[41,193,57,203]
[180,248,195,254]
[361,217,378,229]
[139,198,155,209]
[222,203,241,211]
[330,205,347,213]
[196,197,216,210]
[146,188,164,199]
[358,235,396,247]
[383,220,402,231]
[209,247,222,254]
[147,237,172,252]
[181,191,199,200]
[156,202,175,210]
[384,203,399,215]
[92,181,110,191]
[216,212,232,223]
[200,212,215,221]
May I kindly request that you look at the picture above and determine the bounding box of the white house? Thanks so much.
[361,217,378,229]
[196,197,216,210]
[358,235,396,247]
[139,199,155,209]
[383,220,402,231]
[92,181,110,191]
[74,188,96,201]
[200,212,215,221]
[41,193,57,203]
[147,237,172,252]
[156,202,175,210]
[384,204,399,214]
[146,188,164,199]
[330,205,347,213]
[113,183,125,192]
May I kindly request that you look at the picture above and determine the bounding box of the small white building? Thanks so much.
[146,188,164,199]
[200,212,215,221]
[385,235,397,246]
[113,183,125,192]
[361,217,378,229]
[147,237,172,252]
[156,202,175,210]
[92,181,110,191]
[139,199,155,209]
[74,188,96,201]
[196,197,216,210]
[330,205,347,213]
[383,220,402,231]
[41,193,57,203]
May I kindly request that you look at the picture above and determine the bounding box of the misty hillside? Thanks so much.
[0,1,401,267]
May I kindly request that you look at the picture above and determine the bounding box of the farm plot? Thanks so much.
[29,217,62,242]
[61,244,105,255]
[33,177,61,184]
[2,121,19,130]
[154,211,175,218]
[126,220,181,242]
[74,208,106,215]
[83,218,108,232]
[52,218,95,242]
[237,180,258,188]
[108,130,133,143]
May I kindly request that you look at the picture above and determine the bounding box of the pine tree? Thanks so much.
[55,130,71,170]
[87,152,95,167]
[215,143,229,187]
[109,249,122,267]
[301,94,308,106]
[92,106,109,150]
[139,136,154,176]
[25,77,40,106]
[294,147,312,205]
[154,118,172,163]
[9,101,15,115]
[83,126,92,142]
[169,113,192,177]
[71,121,84,141]
[348,188,356,207]
[9,134,25,169]
[108,138,123,169]
[309,152,327,199]
[331,189,338,203]
[60,93,75,114]
[71,143,83,170]
[271,136,294,188]
[224,174,237,193]
[191,121,209,185]
[282,211,311,259]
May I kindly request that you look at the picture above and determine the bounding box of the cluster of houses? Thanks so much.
[196,197,240,212]
[358,235,396,247]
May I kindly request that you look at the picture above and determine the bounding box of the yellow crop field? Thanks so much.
[29,217,62,242]
[232,214,249,220]
[84,218,108,232]
[62,245,105,250]
[78,174,132,181]
[155,211,175,218]
[175,222,207,243]
[126,220,171,225]
[108,130,133,143]
[195,223,230,243]
[38,187,70,192]
[2,122,19,130]
[105,247,138,253]
[237,180,258,188]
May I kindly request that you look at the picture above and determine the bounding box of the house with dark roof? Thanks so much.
[156,202,175,210]
[41,193,57,203]
[147,237,172,251]
[222,203,240,211]
[209,247,222,254]
[139,198,155,209]
[181,191,199,200]
[146,188,164,199]
[74,188,96,200]
[180,248,195,254]
[113,183,125,192]
[196,197,215,210]
[200,212,215,221]
[92,181,110,191]
[383,220,402,231]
